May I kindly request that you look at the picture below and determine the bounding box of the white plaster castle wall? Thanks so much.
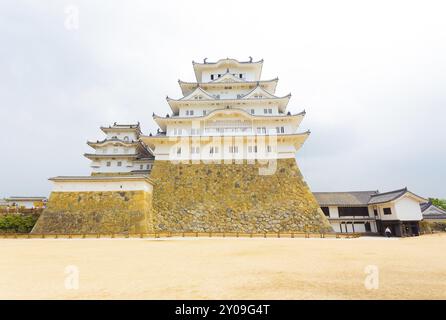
[52,180,153,192]
[95,146,137,154]
[150,138,298,161]
[105,131,138,141]
[166,118,295,137]
[201,67,258,82]
[177,105,281,117]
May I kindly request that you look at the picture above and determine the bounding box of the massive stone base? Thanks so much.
[32,191,153,234]
[149,158,332,233]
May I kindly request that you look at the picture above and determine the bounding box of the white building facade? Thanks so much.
[314,188,427,237]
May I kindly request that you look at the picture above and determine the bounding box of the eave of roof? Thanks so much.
[49,175,153,184]
[368,187,427,205]
[178,78,279,96]
[313,191,379,206]
[192,58,264,82]
[84,153,139,159]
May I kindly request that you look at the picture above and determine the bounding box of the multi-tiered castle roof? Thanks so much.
[141,58,309,161]
[85,122,154,174]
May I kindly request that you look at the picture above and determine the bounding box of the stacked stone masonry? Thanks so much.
[32,191,153,234]
[149,158,332,233]
[33,159,332,234]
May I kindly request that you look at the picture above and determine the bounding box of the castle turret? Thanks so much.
[85,123,154,175]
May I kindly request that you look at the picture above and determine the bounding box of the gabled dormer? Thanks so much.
[180,87,216,101]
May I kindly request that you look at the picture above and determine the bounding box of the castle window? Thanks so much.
[106,161,111,167]
[203,110,207,115]
[250,109,255,114]
[209,146,219,154]
[264,108,272,114]
[140,164,143,170]
[117,161,122,167]
[177,147,181,155]
[210,74,214,80]
[173,128,182,135]
[229,146,239,153]
[218,74,221,78]
[239,74,243,79]
[267,145,272,153]
[147,164,150,169]
[276,126,285,133]
[321,207,330,217]
[248,146,258,153]
[191,146,200,154]
[339,207,369,217]
[383,208,392,215]
[123,136,129,141]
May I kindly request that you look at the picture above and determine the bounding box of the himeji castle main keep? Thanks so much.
[32,58,426,236]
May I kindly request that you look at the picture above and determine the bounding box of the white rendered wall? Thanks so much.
[375,203,397,221]
[201,67,258,82]
[328,206,339,218]
[91,159,136,173]
[105,131,138,141]
[52,180,153,192]
[150,138,298,161]
[177,105,281,118]
[166,118,295,137]
[393,195,423,221]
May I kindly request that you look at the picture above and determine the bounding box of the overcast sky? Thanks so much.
[1,0,445,198]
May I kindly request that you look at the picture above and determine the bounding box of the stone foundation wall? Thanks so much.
[32,191,153,234]
[149,159,332,233]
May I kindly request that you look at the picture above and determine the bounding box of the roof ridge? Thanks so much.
[370,187,407,197]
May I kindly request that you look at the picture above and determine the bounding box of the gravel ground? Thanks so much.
[0,234,445,299]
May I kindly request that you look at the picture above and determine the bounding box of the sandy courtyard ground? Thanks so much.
[0,234,445,299]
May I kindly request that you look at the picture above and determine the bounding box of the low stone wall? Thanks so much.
[32,191,153,234]
[149,159,332,233]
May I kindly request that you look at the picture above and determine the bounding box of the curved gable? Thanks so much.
[180,87,215,101]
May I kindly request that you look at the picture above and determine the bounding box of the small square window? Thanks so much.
[106,161,111,167]
[383,208,392,215]
[117,161,122,167]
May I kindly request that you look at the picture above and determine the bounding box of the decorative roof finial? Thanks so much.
[203,58,208,63]
[249,56,253,62]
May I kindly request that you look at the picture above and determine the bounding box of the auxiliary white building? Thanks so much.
[314,188,427,237]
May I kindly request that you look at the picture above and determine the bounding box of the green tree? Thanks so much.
[428,198,446,211]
